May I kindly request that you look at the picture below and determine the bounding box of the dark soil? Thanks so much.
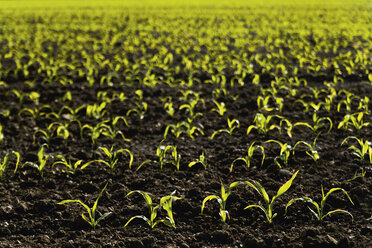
[0,78,371,248]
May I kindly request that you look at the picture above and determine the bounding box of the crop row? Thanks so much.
[55,171,356,230]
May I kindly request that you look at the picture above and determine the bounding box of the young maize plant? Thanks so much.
[264,140,292,168]
[285,185,354,222]
[257,95,284,112]
[337,94,358,113]
[86,102,107,120]
[293,133,321,164]
[210,118,240,139]
[0,151,20,179]
[201,181,244,223]
[244,170,299,223]
[148,139,181,170]
[338,112,370,132]
[357,96,369,113]
[58,105,86,121]
[211,100,227,116]
[247,113,282,136]
[161,96,175,117]
[58,183,111,229]
[179,98,204,118]
[18,105,54,119]
[230,142,265,172]
[126,101,148,120]
[124,190,181,228]
[87,145,134,172]
[341,136,372,164]
[81,121,111,145]
[164,121,204,140]
[0,124,3,143]
[347,169,366,182]
[6,89,40,104]
[188,152,207,170]
[293,112,333,134]
[52,155,98,174]
[23,145,50,177]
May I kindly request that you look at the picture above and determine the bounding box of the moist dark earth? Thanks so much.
[0,77,371,248]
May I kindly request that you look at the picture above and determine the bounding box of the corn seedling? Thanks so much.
[201,181,244,223]
[81,121,110,145]
[155,140,181,170]
[293,113,333,134]
[210,118,240,139]
[90,145,133,172]
[244,170,299,223]
[52,155,97,174]
[124,190,180,228]
[0,151,20,179]
[86,102,107,119]
[18,105,53,119]
[257,95,284,112]
[0,125,3,143]
[23,145,50,177]
[265,140,292,168]
[293,134,321,164]
[247,113,282,135]
[230,142,265,172]
[347,169,366,182]
[285,185,354,222]
[188,152,207,170]
[337,94,359,113]
[6,89,40,104]
[341,136,372,163]
[161,97,175,117]
[126,101,148,120]
[58,183,111,229]
[164,121,204,140]
[357,96,369,113]
[179,98,204,118]
[211,100,227,116]
[58,105,86,121]
[338,112,370,131]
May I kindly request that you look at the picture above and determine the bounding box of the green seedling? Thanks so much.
[18,105,53,119]
[294,113,333,134]
[244,170,299,223]
[230,142,265,172]
[247,113,282,135]
[23,145,50,177]
[211,100,227,116]
[86,102,107,119]
[341,136,372,163]
[285,185,354,222]
[210,118,240,139]
[58,105,86,121]
[201,181,244,223]
[125,190,180,228]
[0,125,3,143]
[126,101,148,120]
[52,155,97,174]
[257,95,284,112]
[6,89,40,104]
[0,151,20,179]
[347,169,366,182]
[293,134,321,164]
[58,183,111,229]
[150,139,181,170]
[89,145,133,171]
[338,112,370,131]
[81,121,111,145]
[179,98,204,118]
[265,140,292,168]
[188,152,207,170]
[164,121,204,140]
